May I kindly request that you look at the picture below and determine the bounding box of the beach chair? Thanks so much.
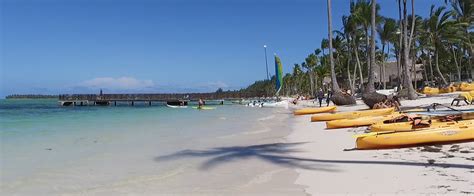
[451,92,473,106]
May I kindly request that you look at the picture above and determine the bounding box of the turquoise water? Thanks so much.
[0,99,286,194]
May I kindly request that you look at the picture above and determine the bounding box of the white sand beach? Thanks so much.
[287,93,474,195]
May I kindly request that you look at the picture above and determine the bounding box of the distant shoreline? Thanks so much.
[5,95,58,99]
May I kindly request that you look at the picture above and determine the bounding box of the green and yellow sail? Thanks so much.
[274,55,283,95]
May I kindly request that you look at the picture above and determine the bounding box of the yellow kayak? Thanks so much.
[311,108,395,122]
[356,125,474,150]
[459,82,474,91]
[326,113,402,129]
[423,87,440,95]
[294,106,337,115]
[370,119,474,132]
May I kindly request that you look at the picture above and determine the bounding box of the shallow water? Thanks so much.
[0,99,295,194]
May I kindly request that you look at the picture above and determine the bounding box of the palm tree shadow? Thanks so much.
[155,142,474,171]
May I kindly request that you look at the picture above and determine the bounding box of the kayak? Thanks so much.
[166,104,188,108]
[192,106,216,110]
[326,113,402,129]
[459,82,474,91]
[422,87,440,95]
[370,119,474,132]
[311,107,395,122]
[355,125,474,150]
[294,106,337,115]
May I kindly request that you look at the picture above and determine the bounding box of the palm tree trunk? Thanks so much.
[353,40,364,92]
[412,50,417,89]
[451,46,461,82]
[381,43,386,89]
[327,0,341,93]
[347,59,354,95]
[402,0,417,99]
[428,50,434,84]
[384,44,389,89]
[366,0,376,93]
[397,0,403,90]
[435,48,448,85]
[352,62,357,90]
[407,0,415,50]
[422,51,428,84]
[365,29,370,79]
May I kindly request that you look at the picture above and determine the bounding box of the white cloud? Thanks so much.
[79,77,155,90]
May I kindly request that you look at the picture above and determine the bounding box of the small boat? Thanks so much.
[355,125,474,150]
[166,104,188,109]
[311,108,395,122]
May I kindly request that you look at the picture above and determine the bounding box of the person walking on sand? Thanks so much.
[326,90,332,106]
[317,88,324,107]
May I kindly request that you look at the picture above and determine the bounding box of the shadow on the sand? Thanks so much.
[154,142,474,171]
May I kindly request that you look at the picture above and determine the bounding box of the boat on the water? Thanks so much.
[166,104,188,109]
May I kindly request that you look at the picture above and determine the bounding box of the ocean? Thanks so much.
[0,99,297,194]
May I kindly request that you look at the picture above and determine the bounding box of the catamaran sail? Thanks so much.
[274,55,283,96]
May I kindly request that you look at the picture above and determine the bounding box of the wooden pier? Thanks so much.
[58,93,243,106]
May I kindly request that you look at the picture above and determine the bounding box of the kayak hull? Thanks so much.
[326,114,401,129]
[294,106,337,115]
[166,104,188,108]
[370,119,474,132]
[311,108,395,122]
[356,126,474,150]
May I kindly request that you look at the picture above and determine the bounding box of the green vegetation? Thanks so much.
[6,94,58,99]
[245,0,472,100]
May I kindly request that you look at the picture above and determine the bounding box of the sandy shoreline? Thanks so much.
[287,94,474,195]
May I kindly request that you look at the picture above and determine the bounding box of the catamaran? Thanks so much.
[261,55,288,108]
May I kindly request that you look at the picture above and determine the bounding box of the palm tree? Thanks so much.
[315,64,330,88]
[426,5,464,85]
[449,0,473,79]
[327,0,341,93]
[377,17,397,89]
[304,54,318,95]
[342,15,364,92]
[321,39,329,56]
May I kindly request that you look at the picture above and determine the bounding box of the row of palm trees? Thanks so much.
[252,0,472,102]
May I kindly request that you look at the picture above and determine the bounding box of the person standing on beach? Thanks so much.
[326,90,332,106]
[317,88,324,107]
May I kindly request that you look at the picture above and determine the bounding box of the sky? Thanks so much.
[1,0,444,97]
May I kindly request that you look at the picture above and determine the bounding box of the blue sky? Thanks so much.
[1,0,443,97]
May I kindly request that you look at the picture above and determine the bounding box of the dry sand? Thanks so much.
[286,93,474,195]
